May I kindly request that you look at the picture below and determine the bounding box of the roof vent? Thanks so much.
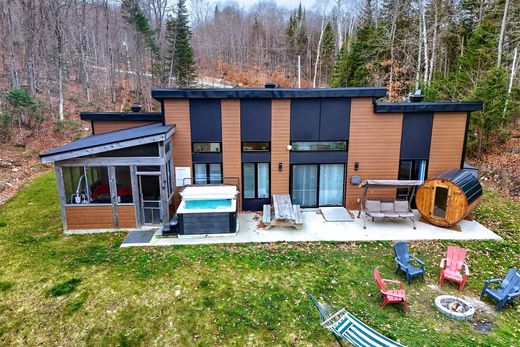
[264,82,278,89]
[409,90,424,103]
[131,103,142,112]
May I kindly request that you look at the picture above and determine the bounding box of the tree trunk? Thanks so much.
[421,2,429,84]
[313,17,325,88]
[497,0,510,67]
[428,8,438,82]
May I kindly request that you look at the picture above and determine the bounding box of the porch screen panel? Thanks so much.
[62,167,84,204]
[257,163,269,198]
[292,165,318,207]
[115,166,133,203]
[319,164,344,206]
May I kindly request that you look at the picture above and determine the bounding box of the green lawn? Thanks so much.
[0,172,518,346]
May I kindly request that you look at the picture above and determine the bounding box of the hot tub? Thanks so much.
[176,185,238,235]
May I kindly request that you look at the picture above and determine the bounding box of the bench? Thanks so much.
[363,200,416,229]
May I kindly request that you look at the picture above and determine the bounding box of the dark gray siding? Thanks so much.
[240,99,271,141]
[319,98,350,140]
[400,112,433,160]
[189,99,222,142]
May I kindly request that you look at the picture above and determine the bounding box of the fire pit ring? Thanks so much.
[435,295,475,320]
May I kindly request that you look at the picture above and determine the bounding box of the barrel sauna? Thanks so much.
[416,169,483,227]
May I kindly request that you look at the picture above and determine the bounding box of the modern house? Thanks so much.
[40,86,483,233]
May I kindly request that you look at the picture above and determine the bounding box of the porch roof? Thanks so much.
[40,123,175,163]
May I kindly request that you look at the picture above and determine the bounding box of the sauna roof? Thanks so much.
[151,87,388,100]
[40,123,175,163]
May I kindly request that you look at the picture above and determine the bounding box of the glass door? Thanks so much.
[138,174,162,225]
[291,164,345,207]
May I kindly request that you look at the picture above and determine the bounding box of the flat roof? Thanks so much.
[41,123,175,161]
[151,87,388,100]
[80,112,162,122]
[375,102,483,113]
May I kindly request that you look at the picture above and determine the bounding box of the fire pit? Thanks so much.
[435,295,475,320]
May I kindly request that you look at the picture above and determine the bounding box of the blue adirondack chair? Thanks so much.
[480,268,520,312]
[393,242,425,285]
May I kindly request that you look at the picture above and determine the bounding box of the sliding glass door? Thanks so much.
[291,164,345,207]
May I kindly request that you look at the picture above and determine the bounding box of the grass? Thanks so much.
[0,172,518,346]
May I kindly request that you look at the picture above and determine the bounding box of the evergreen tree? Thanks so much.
[286,4,307,64]
[121,0,158,54]
[170,0,197,88]
[330,40,348,87]
[330,0,384,87]
[319,22,336,83]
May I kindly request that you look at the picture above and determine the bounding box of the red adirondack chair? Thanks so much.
[373,268,408,313]
[439,245,470,291]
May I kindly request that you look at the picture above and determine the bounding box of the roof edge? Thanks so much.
[151,87,387,100]
[375,101,484,113]
[80,112,163,122]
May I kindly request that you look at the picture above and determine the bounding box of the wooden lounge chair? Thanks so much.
[374,268,408,313]
[393,242,425,285]
[439,246,470,291]
[480,268,520,312]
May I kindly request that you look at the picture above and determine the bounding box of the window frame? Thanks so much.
[241,141,271,152]
[290,141,348,152]
[62,165,112,206]
[193,163,223,184]
[192,142,222,153]
[242,162,270,200]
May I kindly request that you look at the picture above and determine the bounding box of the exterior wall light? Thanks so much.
[286,145,292,151]
[278,163,283,172]
[354,162,359,171]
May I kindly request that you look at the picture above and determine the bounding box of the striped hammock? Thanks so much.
[308,292,404,347]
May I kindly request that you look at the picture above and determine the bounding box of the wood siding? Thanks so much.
[164,99,192,206]
[346,98,403,209]
[92,120,155,134]
[428,112,467,176]
[271,99,291,195]
[65,205,114,230]
[117,205,136,228]
[221,100,242,208]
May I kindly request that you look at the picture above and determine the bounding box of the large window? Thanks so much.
[291,141,347,151]
[397,159,428,200]
[194,163,222,184]
[242,142,270,152]
[243,163,270,199]
[192,142,221,153]
[62,166,110,204]
[291,164,345,207]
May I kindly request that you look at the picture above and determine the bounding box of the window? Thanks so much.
[291,141,347,151]
[115,167,133,203]
[192,142,221,153]
[243,163,270,199]
[194,163,222,184]
[242,142,270,152]
[62,166,111,204]
[397,159,428,200]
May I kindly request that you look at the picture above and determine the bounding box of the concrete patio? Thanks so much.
[121,210,501,247]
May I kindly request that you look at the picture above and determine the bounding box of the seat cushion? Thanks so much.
[384,212,400,218]
[381,202,395,212]
[386,290,406,302]
[368,212,385,218]
[398,212,414,218]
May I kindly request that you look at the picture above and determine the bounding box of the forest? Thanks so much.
[0,0,519,158]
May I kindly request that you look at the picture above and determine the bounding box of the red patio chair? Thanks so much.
[373,268,408,313]
[439,245,470,291]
